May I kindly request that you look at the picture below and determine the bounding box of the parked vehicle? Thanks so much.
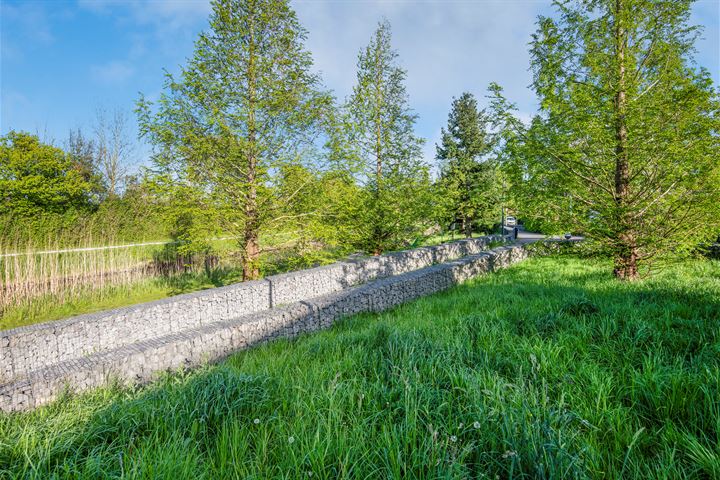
[505,216,516,227]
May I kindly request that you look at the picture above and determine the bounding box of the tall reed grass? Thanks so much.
[1,242,151,312]
[0,237,220,327]
[0,235,343,330]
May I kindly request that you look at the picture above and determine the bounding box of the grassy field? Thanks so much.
[1,256,718,478]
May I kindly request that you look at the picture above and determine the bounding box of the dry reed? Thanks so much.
[0,239,160,316]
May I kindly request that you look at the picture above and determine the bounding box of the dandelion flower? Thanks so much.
[450,435,457,443]
[288,436,295,444]
[253,418,260,424]
[473,421,481,429]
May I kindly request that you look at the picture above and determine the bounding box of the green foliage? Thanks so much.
[341,20,432,254]
[2,257,719,478]
[0,131,168,246]
[137,0,333,279]
[493,0,720,277]
[66,129,106,204]
[87,178,170,242]
[0,132,93,231]
[436,92,500,237]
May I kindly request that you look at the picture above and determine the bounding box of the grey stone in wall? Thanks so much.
[0,235,504,381]
[1,279,272,381]
[0,236,518,412]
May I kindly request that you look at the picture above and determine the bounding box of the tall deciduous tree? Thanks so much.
[344,19,431,255]
[497,0,720,279]
[137,0,331,280]
[436,92,498,237]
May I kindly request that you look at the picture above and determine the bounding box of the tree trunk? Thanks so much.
[243,213,260,280]
[463,214,472,238]
[243,150,260,279]
[462,182,472,238]
[243,18,261,281]
[612,0,638,280]
[373,50,384,256]
[372,128,383,256]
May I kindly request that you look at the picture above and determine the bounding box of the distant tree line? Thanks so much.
[0,108,168,244]
[1,0,717,280]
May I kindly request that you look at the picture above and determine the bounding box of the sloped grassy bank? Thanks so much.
[1,256,718,479]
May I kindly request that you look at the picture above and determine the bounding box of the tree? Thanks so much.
[94,108,133,198]
[137,0,331,280]
[436,92,498,237]
[343,19,431,255]
[495,0,720,279]
[0,131,92,218]
[66,128,104,204]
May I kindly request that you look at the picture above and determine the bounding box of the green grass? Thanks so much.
[1,256,719,478]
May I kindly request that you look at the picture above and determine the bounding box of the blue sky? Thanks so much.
[2,0,719,168]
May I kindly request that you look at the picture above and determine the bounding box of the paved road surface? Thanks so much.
[505,226,583,244]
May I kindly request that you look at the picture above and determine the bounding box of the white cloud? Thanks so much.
[91,60,136,84]
[294,0,551,170]
[77,0,212,65]
[2,2,55,44]
[295,1,548,106]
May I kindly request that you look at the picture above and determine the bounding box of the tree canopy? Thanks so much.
[137,0,332,279]
[342,19,431,254]
[496,0,720,279]
[0,131,93,217]
[436,92,499,237]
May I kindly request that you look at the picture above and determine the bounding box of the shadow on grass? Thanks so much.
[160,267,245,296]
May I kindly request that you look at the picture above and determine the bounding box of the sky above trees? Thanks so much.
[2,0,718,168]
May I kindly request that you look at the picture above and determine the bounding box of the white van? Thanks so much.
[505,216,516,227]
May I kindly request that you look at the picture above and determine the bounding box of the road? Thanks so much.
[504,226,583,244]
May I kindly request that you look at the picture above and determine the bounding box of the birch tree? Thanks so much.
[94,108,133,198]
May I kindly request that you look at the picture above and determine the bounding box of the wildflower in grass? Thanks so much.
[458,423,464,429]
[288,436,295,444]
[450,435,457,443]
[473,421,481,429]
[502,450,517,459]
[253,418,260,424]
